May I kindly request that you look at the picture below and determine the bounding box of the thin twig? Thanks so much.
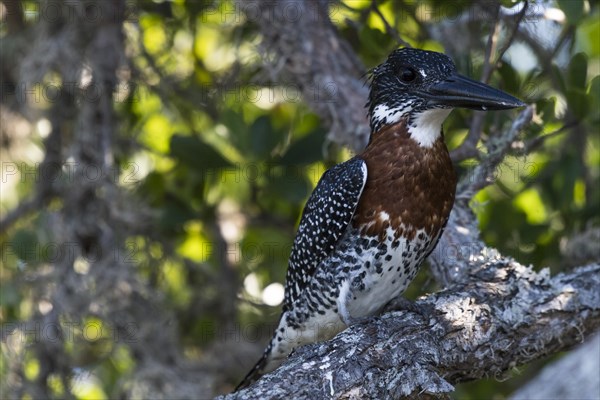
[481,11,501,84]
[494,1,529,67]
[459,105,534,197]
[370,0,411,48]
[521,122,577,154]
[451,2,528,163]
[451,6,501,162]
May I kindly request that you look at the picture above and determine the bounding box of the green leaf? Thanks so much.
[557,0,585,25]
[567,53,588,90]
[170,134,231,170]
[0,283,20,306]
[358,26,393,61]
[220,109,248,155]
[241,227,292,281]
[9,229,39,264]
[139,172,166,206]
[536,97,557,122]
[551,64,567,94]
[221,112,283,161]
[159,197,196,232]
[587,76,600,123]
[279,128,326,166]
[566,88,589,120]
[497,61,520,94]
[589,76,600,97]
[249,115,279,160]
[552,152,581,210]
[266,174,311,205]
[577,16,600,56]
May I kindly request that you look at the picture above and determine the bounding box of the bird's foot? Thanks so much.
[339,298,377,327]
[343,314,376,327]
[383,297,435,321]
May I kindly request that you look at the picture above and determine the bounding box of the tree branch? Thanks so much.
[449,6,500,163]
[224,261,600,399]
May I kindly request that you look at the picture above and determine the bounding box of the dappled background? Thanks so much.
[1,0,599,398]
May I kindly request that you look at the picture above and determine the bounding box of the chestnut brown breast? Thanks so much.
[352,120,457,241]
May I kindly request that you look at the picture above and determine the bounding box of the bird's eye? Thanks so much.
[400,68,417,82]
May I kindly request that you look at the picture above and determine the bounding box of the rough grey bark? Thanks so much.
[223,261,600,399]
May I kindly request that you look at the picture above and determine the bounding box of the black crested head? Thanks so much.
[366,48,525,137]
[367,48,456,133]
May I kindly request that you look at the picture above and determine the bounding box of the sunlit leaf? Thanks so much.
[142,114,173,154]
[513,188,547,224]
[72,373,108,400]
[161,260,192,305]
[141,15,167,54]
[177,222,211,263]
[24,357,39,380]
[577,16,600,56]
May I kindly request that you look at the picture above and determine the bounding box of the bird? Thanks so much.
[236,48,524,390]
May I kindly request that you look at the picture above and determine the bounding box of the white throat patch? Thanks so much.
[407,108,452,147]
[371,103,412,131]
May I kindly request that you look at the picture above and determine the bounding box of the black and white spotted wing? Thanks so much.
[282,157,367,312]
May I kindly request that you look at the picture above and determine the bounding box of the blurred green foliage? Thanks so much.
[1,0,599,398]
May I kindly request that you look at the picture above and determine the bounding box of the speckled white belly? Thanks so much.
[338,226,433,322]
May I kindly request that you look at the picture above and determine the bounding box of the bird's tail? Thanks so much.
[234,341,274,391]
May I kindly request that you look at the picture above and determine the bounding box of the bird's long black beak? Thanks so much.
[424,73,525,110]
